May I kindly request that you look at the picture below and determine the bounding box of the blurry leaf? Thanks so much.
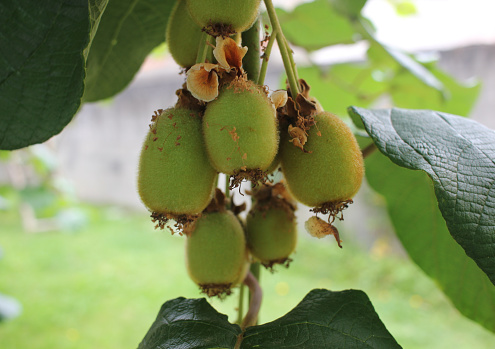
[19,186,57,213]
[391,66,480,116]
[241,289,401,348]
[83,0,175,102]
[367,42,447,96]
[138,297,241,349]
[392,0,417,16]
[296,64,385,116]
[330,0,368,18]
[358,138,495,332]
[277,0,355,51]
[349,107,495,288]
[0,0,90,150]
[85,0,110,58]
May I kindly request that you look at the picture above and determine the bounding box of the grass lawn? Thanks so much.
[0,205,494,348]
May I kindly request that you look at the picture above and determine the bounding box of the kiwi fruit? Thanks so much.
[166,0,211,68]
[280,111,364,209]
[186,0,261,34]
[137,107,217,219]
[202,78,278,176]
[186,210,249,296]
[246,206,297,268]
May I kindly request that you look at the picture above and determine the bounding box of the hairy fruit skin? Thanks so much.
[186,211,248,294]
[166,0,210,68]
[186,0,261,33]
[246,207,297,265]
[138,107,217,215]
[280,111,364,207]
[203,79,278,174]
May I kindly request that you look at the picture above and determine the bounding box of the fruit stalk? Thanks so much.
[263,0,299,95]
[195,32,213,64]
[241,18,262,82]
[257,27,277,85]
[241,271,262,329]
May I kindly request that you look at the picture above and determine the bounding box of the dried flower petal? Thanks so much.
[305,216,342,247]
[270,90,288,109]
[288,124,308,151]
[213,37,247,73]
[186,63,220,102]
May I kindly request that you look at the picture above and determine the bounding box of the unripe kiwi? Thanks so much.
[186,0,261,33]
[186,211,249,296]
[202,79,278,175]
[138,107,217,217]
[280,111,364,207]
[166,0,212,68]
[246,207,297,268]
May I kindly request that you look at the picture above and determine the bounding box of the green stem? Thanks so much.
[257,27,277,86]
[195,32,213,64]
[241,18,262,83]
[263,0,299,95]
[236,284,245,324]
[284,37,299,82]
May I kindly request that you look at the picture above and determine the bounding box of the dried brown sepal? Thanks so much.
[270,90,288,109]
[230,198,247,216]
[150,211,200,236]
[175,85,205,112]
[262,257,292,271]
[198,282,233,298]
[186,63,220,102]
[305,216,342,248]
[213,36,247,73]
[229,168,268,191]
[249,182,297,220]
[203,22,236,38]
[310,199,354,223]
[202,188,227,214]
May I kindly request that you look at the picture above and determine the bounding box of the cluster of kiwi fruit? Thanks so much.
[137,0,364,297]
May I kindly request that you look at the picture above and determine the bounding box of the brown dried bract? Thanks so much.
[249,182,297,220]
[310,199,354,223]
[198,282,233,298]
[229,168,269,191]
[305,216,342,248]
[202,188,227,214]
[262,257,292,271]
[213,36,247,73]
[186,63,220,102]
[175,85,205,113]
[150,211,200,236]
[203,22,236,38]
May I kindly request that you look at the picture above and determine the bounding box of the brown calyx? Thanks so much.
[202,188,227,214]
[175,84,206,113]
[150,211,200,236]
[262,257,293,271]
[229,168,269,191]
[203,22,236,38]
[310,199,354,224]
[198,282,233,298]
[249,182,297,220]
[277,79,320,153]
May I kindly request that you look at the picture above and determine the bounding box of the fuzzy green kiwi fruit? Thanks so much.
[280,111,364,208]
[137,107,217,217]
[186,211,249,296]
[186,0,261,33]
[166,0,212,68]
[246,206,297,268]
[202,79,278,175]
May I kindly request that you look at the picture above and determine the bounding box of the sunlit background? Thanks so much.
[1,0,495,348]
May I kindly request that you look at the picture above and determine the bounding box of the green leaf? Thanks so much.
[359,142,495,332]
[349,107,495,287]
[330,0,368,18]
[85,0,110,58]
[277,0,355,51]
[83,0,175,102]
[241,289,401,348]
[138,297,242,349]
[0,0,90,150]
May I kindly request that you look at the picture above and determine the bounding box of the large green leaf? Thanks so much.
[241,289,400,348]
[349,107,495,287]
[85,0,110,58]
[0,0,90,150]
[277,0,355,51]
[83,0,175,102]
[330,0,368,19]
[359,136,495,332]
[138,297,242,349]
[141,290,399,348]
